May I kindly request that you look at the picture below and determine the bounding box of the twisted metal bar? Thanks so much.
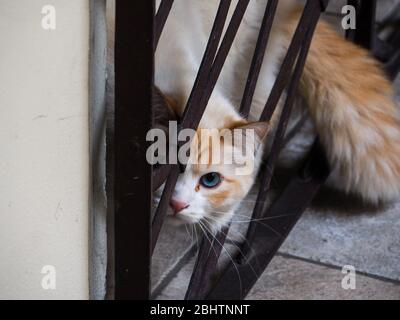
[151,0,232,254]
[242,0,323,258]
[151,0,330,300]
[152,0,230,191]
[184,0,280,300]
[260,0,320,122]
[208,141,330,299]
[152,1,253,255]
[184,225,230,300]
[182,0,255,299]
[208,0,328,299]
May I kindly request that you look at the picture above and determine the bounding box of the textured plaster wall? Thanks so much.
[0,0,90,299]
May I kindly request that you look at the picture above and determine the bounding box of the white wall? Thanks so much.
[0,0,90,299]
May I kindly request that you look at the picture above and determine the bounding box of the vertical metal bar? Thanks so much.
[154,0,174,50]
[355,0,376,49]
[239,0,278,117]
[347,0,377,49]
[346,0,359,41]
[114,0,154,299]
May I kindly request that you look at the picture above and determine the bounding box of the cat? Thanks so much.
[154,0,400,232]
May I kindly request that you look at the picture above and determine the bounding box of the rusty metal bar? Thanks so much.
[243,0,325,258]
[185,0,274,300]
[153,0,230,191]
[152,1,253,254]
[208,141,330,299]
[180,0,233,129]
[184,0,328,300]
[260,1,320,122]
[239,0,278,117]
[114,0,154,300]
[114,0,400,301]
[206,0,328,299]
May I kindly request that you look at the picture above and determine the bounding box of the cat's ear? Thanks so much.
[232,121,270,150]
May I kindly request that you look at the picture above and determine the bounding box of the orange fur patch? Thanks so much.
[209,190,231,208]
[281,8,400,202]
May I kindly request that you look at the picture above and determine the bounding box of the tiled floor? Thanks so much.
[151,0,400,300]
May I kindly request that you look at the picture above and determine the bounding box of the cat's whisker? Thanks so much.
[235,212,294,222]
[190,224,195,244]
[202,218,259,277]
[197,221,222,262]
[198,220,244,295]
[184,224,194,243]
[206,212,283,238]
[207,211,293,224]
[204,215,260,257]
[193,224,201,257]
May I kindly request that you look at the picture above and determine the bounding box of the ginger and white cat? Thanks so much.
[154,0,400,231]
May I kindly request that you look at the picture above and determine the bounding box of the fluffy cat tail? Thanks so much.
[299,19,400,203]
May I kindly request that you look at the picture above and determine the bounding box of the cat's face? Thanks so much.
[166,122,268,232]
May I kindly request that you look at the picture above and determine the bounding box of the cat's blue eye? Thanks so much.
[200,172,222,189]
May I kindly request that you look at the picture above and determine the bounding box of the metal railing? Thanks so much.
[112,0,400,300]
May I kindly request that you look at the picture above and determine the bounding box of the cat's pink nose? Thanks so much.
[169,198,189,214]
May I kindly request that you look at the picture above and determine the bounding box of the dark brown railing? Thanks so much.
[114,1,154,299]
[112,0,400,300]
